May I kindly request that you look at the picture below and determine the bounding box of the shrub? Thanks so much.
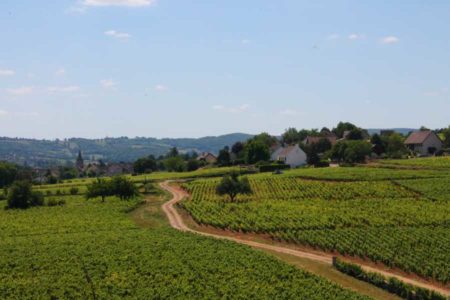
[333,258,446,300]
[56,189,62,196]
[7,181,44,209]
[143,182,158,194]
[259,164,290,172]
[69,187,79,195]
[47,199,66,207]
[46,190,52,196]
[47,199,58,207]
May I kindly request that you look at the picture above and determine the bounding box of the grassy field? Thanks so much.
[32,166,253,192]
[0,187,368,299]
[182,159,450,285]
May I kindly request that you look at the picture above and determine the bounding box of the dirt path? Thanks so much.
[159,181,449,296]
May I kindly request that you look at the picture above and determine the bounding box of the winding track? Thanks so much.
[159,181,449,296]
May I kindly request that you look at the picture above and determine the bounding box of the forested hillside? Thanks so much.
[0,133,252,167]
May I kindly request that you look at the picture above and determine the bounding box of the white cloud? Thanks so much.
[15,111,39,117]
[7,86,34,96]
[348,33,365,40]
[279,109,301,116]
[0,110,38,118]
[241,39,251,45]
[55,68,66,76]
[100,79,117,89]
[47,85,80,93]
[212,104,250,114]
[82,0,155,7]
[380,36,399,44]
[154,84,168,92]
[0,69,15,76]
[104,30,131,39]
[327,34,340,40]
[423,88,448,97]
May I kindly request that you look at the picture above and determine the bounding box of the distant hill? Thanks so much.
[0,133,253,167]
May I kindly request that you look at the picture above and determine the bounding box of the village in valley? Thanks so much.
[22,123,449,185]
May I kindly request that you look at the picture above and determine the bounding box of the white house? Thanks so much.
[404,131,442,156]
[271,144,307,168]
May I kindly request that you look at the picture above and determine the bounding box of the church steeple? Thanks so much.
[76,150,84,171]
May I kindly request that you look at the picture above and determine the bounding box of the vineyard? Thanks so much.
[378,156,450,170]
[181,167,450,285]
[0,193,366,299]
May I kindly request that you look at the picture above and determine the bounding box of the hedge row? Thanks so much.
[333,258,446,300]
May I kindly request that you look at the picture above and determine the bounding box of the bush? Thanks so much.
[7,181,44,209]
[46,190,52,196]
[259,164,290,172]
[56,189,62,196]
[314,160,330,168]
[69,187,79,195]
[143,182,158,194]
[333,258,446,300]
[47,199,66,207]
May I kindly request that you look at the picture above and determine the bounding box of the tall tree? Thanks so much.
[245,141,270,164]
[371,133,386,156]
[217,146,231,166]
[332,122,358,138]
[282,128,299,144]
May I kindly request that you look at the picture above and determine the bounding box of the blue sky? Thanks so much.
[0,0,449,139]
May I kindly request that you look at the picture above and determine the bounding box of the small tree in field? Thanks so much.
[85,178,111,202]
[7,181,44,209]
[110,176,139,200]
[216,172,252,202]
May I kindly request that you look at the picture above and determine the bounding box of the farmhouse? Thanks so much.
[197,152,217,164]
[404,131,442,156]
[271,144,307,168]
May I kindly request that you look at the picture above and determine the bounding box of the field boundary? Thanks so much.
[159,180,450,297]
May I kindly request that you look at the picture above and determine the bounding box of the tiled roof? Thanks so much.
[404,131,432,144]
[278,145,296,157]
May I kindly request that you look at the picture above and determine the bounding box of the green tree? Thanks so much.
[167,147,179,158]
[186,159,200,171]
[343,141,372,163]
[0,162,18,188]
[442,126,450,148]
[370,134,386,156]
[330,141,371,163]
[86,179,111,202]
[110,176,139,200]
[386,133,407,158]
[216,172,252,201]
[245,141,270,164]
[7,181,44,209]
[332,122,358,138]
[249,133,278,148]
[231,141,244,155]
[133,155,157,174]
[346,128,364,140]
[164,156,186,172]
[282,128,300,144]
[217,146,231,166]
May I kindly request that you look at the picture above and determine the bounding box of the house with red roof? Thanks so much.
[404,131,442,156]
